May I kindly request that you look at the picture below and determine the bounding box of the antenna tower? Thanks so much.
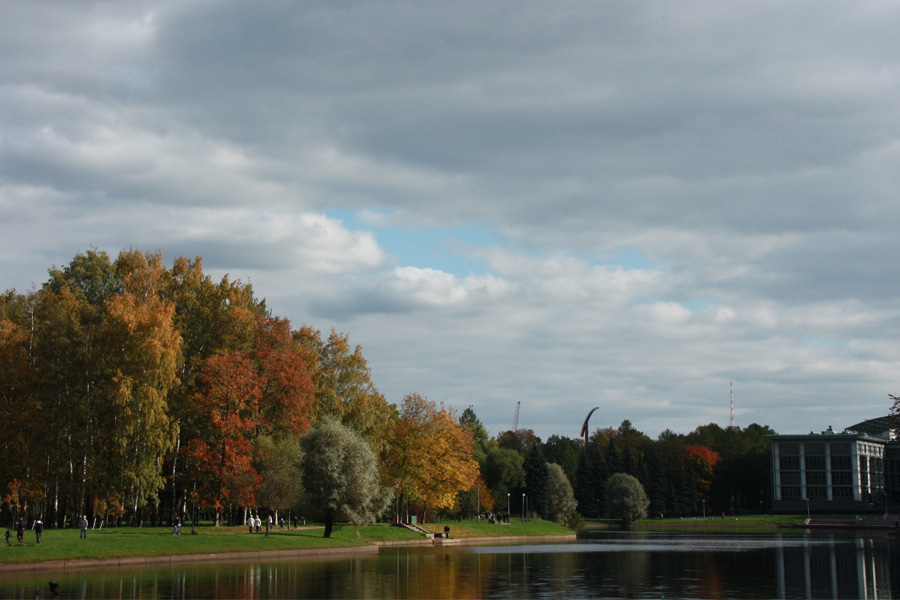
[729,380,735,428]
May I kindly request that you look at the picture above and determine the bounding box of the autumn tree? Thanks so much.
[163,256,264,521]
[253,316,315,439]
[100,254,181,519]
[294,327,393,455]
[300,417,389,537]
[683,445,721,501]
[181,354,263,524]
[0,249,317,527]
[383,394,479,521]
[0,294,44,519]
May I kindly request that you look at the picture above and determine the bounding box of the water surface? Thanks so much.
[2,530,897,599]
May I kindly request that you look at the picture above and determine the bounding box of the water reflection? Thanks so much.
[1,531,897,599]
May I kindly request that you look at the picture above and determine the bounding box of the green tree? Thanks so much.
[605,438,623,474]
[524,443,551,519]
[496,429,540,455]
[605,473,649,528]
[459,406,492,464]
[300,417,389,538]
[254,435,303,517]
[644,447,668,518]
[482,445,525,508]
[575,446,598,518]
[546,463,577,524]
[542,435,579,487]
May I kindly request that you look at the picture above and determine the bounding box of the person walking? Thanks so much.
[34,519,43,544]
[80,515,88,539]
[16,517,25,542]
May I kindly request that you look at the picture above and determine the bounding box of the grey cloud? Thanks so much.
[4,0,900,438]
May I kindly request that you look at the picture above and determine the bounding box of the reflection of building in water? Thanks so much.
[769,417,899,511]
[775,534,895,599]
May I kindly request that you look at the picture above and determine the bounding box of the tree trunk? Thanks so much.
[169,427,180,523]
[323,515,334,538]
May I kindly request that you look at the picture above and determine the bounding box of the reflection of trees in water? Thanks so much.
[2,535,898,598]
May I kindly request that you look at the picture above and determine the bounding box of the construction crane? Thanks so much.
[513,401,520,432]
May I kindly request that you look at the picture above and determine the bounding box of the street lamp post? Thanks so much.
[702,499,706,519]
[507,493,510,523]
[521,493,525,524]
[394,483,399,525]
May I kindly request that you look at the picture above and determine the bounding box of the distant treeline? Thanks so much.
[0,249,773,528]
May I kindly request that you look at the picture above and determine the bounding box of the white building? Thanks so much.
[769,421,890,511]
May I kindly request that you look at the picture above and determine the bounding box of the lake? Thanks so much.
[2,530,898,599]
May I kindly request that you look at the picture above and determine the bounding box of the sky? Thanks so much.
[3,1,900,441]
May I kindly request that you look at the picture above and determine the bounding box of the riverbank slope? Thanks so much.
[0,519,572,570]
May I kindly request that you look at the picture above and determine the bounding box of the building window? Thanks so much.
[780,457,799,470]
[781,472,800,484]
[780,443,800,456]
[781,487,801,499]
[831,456,851,470]
[805,443,825,455]
[805,456,825,470]
[832,471,851,485]
[806,472,826,485]
[832,487,853,500]
[807,487,827,500]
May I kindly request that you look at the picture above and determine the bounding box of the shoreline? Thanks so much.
[0,533,577,575]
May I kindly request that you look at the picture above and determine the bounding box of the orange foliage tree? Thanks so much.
[182,354,263,524]
[683,445,721,498]
[383,394,479,521]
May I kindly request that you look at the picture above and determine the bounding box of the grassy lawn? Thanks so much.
[630,513,852,530]
[0,523,422,565]
[0,519,572,565]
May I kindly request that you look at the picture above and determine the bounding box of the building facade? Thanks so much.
[769,421,893,512]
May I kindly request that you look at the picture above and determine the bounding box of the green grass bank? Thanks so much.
[578,513,843,532]
[0,519,572,566]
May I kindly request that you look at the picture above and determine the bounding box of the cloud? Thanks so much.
[3,0,900,439]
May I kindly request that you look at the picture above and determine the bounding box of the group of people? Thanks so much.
[247,514,304,534]
[4,516,45,544]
